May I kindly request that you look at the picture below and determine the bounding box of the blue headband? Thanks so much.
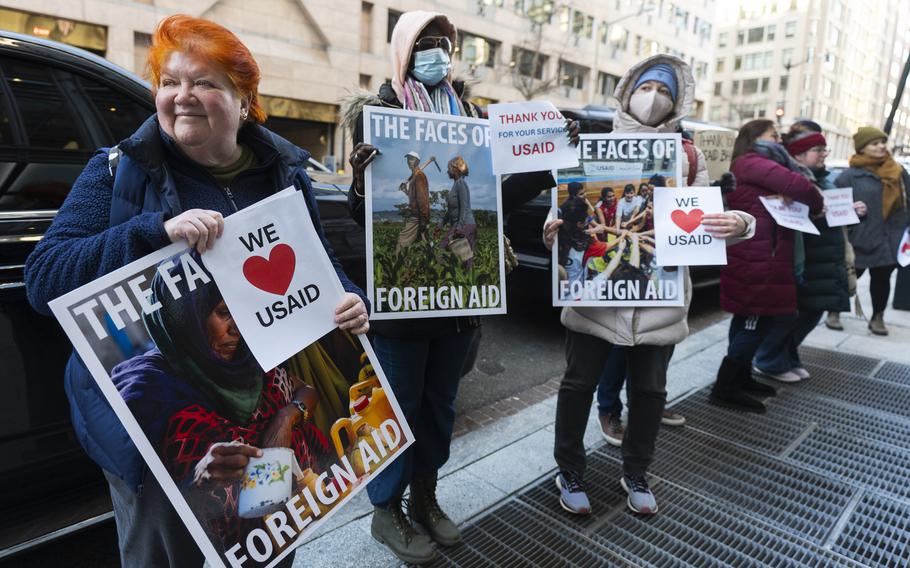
[633,63,678,102]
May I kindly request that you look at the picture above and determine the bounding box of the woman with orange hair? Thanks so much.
[24,14,369,566]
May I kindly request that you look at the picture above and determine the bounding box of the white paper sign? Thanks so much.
[203,191,343,371]
[759,196,820,235]
[898,228,910,267]
[653,186,727,266]
[582,161,644,178]
[488,101,578,175]
[823,187,860,227]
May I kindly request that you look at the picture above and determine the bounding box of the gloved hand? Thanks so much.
[712,171,736,193]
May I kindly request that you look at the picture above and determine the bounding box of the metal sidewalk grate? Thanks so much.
[797,346,880,375]
[634,427,854,543]
[874,361,910,387]
[796,365,910,417]
[833,493,910,567]
[672,388,813,455]
[432,347,910,567]
[591,484,861,568]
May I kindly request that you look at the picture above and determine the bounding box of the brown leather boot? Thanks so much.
[869,312,888,336]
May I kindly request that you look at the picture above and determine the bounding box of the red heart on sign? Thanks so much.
[671,209,704,233]
[242,243,296,296]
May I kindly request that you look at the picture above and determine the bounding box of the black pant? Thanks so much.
[726,314,777,366]
[857,265,897,314]
[555,329,673,478]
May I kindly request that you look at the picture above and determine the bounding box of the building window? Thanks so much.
[718,32,727,47]
[766,24,775,41]
[780,75,789,91]
[459,32,500,68]
[695,61,707,81]
[716,58,725,72]
[785,21,797,38]
[747,26,764,43]
[732,80,740,95]
[559,59,588,90]
[359,74,371,89]
[512,47,548,79]
[572,10,585,35]
[743,78,759,94]
[734,55,742,70]
[361,2,373,53]
[597,71,620,96]
[558,6,570,32]
[714,81,722,96]
[133,32,151,76]
[782,48,794,67]
[761,77,770,92]
[608,25,629,51]
[387,9,401,42]
[737,30,745,45]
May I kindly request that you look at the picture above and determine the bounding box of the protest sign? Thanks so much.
[49,195,413,568]
[488,101,578,175]
[653,186,727,266]
[898,228,910,267]
[553,133,685,306]
[823,187,860,227]
[364,106,506,319]
[693,130,736,182]
[759,196,820,235]
[203,192,339,372]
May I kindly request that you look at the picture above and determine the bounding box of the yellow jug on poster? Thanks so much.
[329,414,372,477]
[349,380,396,431]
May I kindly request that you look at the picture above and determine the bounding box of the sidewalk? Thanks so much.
[292,272,910,567]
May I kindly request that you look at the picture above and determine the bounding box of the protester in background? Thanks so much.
[835,127,910,336]
[343,10,577,563]
[752,127,852,382]
[23,15,368,567]
[711,119,824,413]
[544,55,754,517]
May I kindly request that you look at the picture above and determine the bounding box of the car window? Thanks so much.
[76,75,150,143]
[0,83,14,146]
[0,58,88,150]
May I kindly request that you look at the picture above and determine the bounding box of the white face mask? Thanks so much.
[629,90,674,126]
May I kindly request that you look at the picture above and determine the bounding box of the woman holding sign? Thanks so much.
[24,15,369,567]
[752,128,851,381]
[711,120,824,413]
[544,55,753,517]
[835,127,910,336]
[343,10,578,564]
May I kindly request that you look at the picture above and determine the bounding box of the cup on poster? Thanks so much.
[758,196,820,235]
[238,447,300,519]
[823,187,860,227]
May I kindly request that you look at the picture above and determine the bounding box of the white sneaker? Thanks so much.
[791,367,811,380]
[753,366,801,383]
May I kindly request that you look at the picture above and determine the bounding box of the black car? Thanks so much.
[0,30,364,559]
[504,105,732,291]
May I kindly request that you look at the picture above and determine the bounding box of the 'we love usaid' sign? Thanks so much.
[653,186,727,266]
[204,188,342,371]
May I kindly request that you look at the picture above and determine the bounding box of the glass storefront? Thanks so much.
[261,95,337,169]
[0,7,106,55]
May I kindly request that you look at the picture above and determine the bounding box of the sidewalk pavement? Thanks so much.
[292,272,909,567]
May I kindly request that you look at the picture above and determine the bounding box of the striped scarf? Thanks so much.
[402,76,466,116]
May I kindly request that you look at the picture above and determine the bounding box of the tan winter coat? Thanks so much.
[559,54,754,346]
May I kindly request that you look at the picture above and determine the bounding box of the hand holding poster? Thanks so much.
[364,107,506,319]
[488,101,578,175]
[758,195,821,235]
[823,187,861,227]
[653,186,727,266]
[49,193,413,568]
[553,133,685,306]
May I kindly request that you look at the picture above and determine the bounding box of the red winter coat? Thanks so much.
[720,152,824,315]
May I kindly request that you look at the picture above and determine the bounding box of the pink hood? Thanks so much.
[389,11,457,103]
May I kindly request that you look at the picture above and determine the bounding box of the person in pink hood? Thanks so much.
[342,10,578,565]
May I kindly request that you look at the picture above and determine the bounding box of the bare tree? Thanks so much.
[502,4,573,101]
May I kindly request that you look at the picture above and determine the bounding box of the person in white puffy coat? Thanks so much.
[544,55,755,516]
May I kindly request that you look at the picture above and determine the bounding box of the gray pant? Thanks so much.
[106,471,296,567]
[554,330,673,478]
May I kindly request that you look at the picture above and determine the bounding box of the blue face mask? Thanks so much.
[411,48,450,86]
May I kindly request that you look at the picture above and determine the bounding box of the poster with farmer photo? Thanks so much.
[49,193,413,568]
[363,107,506,319]
[552,133,685,307]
